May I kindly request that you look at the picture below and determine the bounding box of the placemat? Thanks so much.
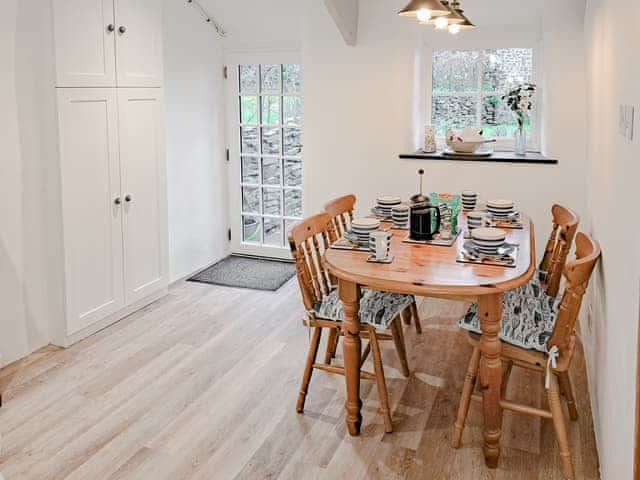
[456,241,519,268]
[402,231,461,247]
[330,238,370,252]
[366,254,394,264]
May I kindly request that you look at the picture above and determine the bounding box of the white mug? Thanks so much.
[369,231,391,260]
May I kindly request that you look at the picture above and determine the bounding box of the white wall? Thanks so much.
[302,0,588,261]
[163,0,229,281]
[583,0,640,478]
[0,0,63,367]
[0,0,230,367]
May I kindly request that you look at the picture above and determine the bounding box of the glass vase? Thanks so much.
[514,128,526,155]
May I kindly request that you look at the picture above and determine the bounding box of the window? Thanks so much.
[431,48,538,149]
[238,64,303,249]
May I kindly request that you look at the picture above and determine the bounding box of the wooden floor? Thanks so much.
[0,279,600,479]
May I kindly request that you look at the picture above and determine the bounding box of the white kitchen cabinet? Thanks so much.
[118,89,168,303]
[52,0,117,87]
[52,0,163,88]
[56,88,168,338]
[57,89,125,334]
[114,0,164,87]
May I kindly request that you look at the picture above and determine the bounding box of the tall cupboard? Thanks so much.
[52,0,168,342]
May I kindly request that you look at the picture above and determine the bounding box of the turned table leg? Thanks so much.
[339,278,362,436]
[478,293,504,468]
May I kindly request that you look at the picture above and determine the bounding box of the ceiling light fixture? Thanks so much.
[398,0,451,22]
[400,0,474,34]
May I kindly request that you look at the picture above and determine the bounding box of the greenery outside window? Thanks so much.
[431,48,539,151]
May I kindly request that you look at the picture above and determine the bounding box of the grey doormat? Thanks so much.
[188,255,296,291]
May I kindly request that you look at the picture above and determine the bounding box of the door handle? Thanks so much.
[118,25,127,34]
[107,24,115,33]
[114,197,122,205]
[124,194,132,203]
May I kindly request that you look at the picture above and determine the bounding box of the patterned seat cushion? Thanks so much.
[503,269,545,302]
[312,289,413,328]
[458,289,560,353]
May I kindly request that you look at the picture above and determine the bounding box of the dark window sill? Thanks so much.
[399,150,558,165]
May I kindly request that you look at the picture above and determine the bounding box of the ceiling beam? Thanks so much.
[323,0,358,46]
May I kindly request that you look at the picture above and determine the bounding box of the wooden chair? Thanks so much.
[453,233,601,479]
[323,194,423,337]
[289,212,412,433]
[539,204,580,297]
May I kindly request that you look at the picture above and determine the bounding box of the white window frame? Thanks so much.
[225,51,303,260]
[427,46,542,152]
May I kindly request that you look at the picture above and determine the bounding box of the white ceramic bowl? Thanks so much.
[450,140,487,154]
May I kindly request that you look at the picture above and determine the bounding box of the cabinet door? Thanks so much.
[57,89,124,335]
[118,89,168,304]
[53,0,117,87]
[114,0,163,87]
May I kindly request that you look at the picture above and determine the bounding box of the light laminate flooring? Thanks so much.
[0,279,600,479]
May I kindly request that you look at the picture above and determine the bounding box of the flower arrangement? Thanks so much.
[503,83,536,155]
[503,83,536,130]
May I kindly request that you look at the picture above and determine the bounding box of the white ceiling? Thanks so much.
[200,0,304,49]
[459,0,544,26]
[198,0,545,48]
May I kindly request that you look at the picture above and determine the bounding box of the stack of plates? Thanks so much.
[487,199,515,218]
[350,218,381,248]
[467,211,484,230]
[391,205,409,228]
[471,227,506,255]
[376,196,402,217]
[461,191,478,211]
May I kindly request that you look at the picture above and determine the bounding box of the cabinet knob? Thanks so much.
[107,24,115,32]
[118,25,127,34]
[125,195,132,203]
[114,197,122,205]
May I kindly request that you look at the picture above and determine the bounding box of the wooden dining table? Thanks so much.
[324,214,536,468]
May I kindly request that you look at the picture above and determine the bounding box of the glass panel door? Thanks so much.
[228,59,302,258]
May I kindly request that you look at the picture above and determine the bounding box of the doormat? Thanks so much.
[188,255,295,291]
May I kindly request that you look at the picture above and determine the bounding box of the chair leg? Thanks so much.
[452,346,481,448]
[331,327,340,358]
[558,371,579,421]
[410,299,422,334]
[296,326,323,413]
[368,325,393,433]
[390,317,410,377]
[547,374,575,480]
[401,308,411,325]
[501,360,514,398]
[324,328,338,365]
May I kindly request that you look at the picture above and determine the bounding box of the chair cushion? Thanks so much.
[312,289,413,328]
[458,289,560,353]
[503,269,545,302]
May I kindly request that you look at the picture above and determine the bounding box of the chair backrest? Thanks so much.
[288,212,334,311]
[540,204,580,297]
[324,194,356,241]
[547,232,601,353]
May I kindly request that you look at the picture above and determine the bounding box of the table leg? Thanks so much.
[339,278,362,436]
[478,293,503,468]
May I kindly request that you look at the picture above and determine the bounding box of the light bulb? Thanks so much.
[435,16,449,29]
[448,23,461,34]
[416,9,432,23]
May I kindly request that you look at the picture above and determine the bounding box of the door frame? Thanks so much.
[225,50,302,259]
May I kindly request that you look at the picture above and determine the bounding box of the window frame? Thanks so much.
[427,46,541,152]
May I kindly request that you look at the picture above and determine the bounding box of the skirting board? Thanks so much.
[54,287,168,348]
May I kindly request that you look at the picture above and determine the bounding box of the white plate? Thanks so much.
[487,199,514,208]
[472,227,506,242]
[377,195,402,204]
[352,217,380,228]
